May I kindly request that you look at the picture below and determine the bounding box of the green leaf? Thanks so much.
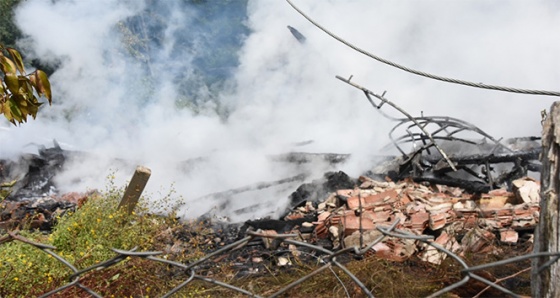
[11,93,29,122]
[4,73,19,94]
[6,48,25,75]
[18,77,34,98]
[1,101,12,123]
[38,70,52,103]
[28,71,38,88]
[32,70,52,103]
[7,97,23,123]
[18,97,28,106]
[27,99,40,118]
[18,102,29,117]
[28,94,41,105]
[0,180,17,188]
[0,56,16,75]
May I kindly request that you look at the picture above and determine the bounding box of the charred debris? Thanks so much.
[0,78,542,273]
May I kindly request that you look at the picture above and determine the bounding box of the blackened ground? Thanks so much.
[288,171,355,209]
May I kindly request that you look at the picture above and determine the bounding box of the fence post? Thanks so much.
[533,102,560,297]
[118,166,151,215]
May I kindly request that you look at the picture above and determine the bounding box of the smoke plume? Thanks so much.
[0,0,558,221]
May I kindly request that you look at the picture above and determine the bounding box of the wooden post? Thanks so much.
[118,166,151,215]
[533,102,560,297]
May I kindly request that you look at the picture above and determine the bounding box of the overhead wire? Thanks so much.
[286,0,560,97]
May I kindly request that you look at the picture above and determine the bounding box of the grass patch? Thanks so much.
[182,256,461,298]
[0,179,192,297]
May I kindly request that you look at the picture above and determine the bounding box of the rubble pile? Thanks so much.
[0,142,67,201]
[0,192,88,231]
[0,139,542,279]
[277,174,540,265]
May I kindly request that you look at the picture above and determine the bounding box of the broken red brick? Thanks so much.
[340,210,376,234]
[346,189,399,210]
[426,202,453,214]
[315,222,328,239]
[479,195,511,210]
[428,212,449,230]
[336,189,358,200]
[397,192,412,207]
[343,229,384,248]
[408,211,429,230]
[420,230,461,264]
[317,211,331,222]
[371,237,416,262]
[284,213,305,221]
[500,229,518,244]
[461,228,497,253]
[57,191,92,207]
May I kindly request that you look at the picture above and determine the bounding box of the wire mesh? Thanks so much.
[1,217,555,297]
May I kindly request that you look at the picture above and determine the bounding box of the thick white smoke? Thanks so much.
[0,0,558,221]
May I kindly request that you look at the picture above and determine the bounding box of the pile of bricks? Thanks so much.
[284,175,540,264]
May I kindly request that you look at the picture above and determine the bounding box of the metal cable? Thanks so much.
[286,0,560,97]
[1,222,548,297]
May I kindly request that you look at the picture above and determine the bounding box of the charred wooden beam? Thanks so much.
[270,152,350,165]
[426,148,541,168]
[411,176,491,194]
[180,174,308,215]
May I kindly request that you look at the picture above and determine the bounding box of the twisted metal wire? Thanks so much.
[336,75,458,171]
[286,0,560,97]
[1,219,555,297]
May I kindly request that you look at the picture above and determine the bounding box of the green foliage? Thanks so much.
[0,45,52,125]
[115,0,248,115]
[49,193,158,267]
[0,180,184,296]
[0,179,15,202]
[0,0,22,49]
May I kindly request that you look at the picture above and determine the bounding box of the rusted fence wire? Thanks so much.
[1,218,557,297]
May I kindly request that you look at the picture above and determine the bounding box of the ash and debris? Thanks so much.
[0,132,543,293]
[1,141,66,201]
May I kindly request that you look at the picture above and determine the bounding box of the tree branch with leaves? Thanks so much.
[0,45,52,125]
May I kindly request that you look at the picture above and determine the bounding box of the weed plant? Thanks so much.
[0,175,190,297]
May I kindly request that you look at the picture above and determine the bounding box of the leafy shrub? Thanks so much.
[0,180,184,296]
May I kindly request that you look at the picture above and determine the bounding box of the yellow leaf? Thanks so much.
[19,77,33,95]
[38,70,52,103]
[1,102,12,121]
[28,71,37,88]
[8,97,23,123]
[0,56,16,75]
[6,48,25,75]
[32,70,52,103]
[4,73,19,94]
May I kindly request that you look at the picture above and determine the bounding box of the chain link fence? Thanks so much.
[1,217,556,297]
